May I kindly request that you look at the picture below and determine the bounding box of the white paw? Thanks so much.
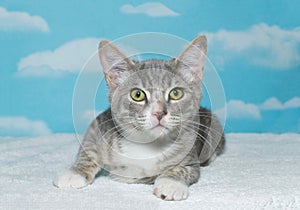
[53,170,90,189]
[153,178,189,201]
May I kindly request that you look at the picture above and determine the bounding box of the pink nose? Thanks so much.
[152,111,167,121]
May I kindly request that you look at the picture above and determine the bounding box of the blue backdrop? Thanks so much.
[0,0,299,136]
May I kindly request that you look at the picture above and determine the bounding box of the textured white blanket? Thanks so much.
[1,133,299,209]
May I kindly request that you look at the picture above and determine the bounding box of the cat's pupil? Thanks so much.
[136,91,141,98]
[173,89,178,96]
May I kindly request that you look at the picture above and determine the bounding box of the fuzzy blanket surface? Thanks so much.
[1,133,299,209]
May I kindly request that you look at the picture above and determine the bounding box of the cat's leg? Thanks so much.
[153,165,200,201]
[54,136,102,189]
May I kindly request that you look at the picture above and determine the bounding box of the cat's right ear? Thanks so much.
[175,35,207,84]
[98,40,134,87]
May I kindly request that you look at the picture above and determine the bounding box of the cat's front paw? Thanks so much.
[153,178,188,201]
[53,170,90,189]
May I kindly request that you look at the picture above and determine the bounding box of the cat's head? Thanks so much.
[98,35,207,142]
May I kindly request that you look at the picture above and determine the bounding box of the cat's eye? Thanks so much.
[169,88,184,100]
[130,89,146,102]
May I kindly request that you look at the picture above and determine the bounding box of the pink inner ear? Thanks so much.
[105,66,131,86]
[105,68,120,84]
[106,74,116,83]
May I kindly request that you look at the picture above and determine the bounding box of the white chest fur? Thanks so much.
[120,135,175,159]
[112,137,174,178]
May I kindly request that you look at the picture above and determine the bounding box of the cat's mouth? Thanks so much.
[152,124,167,129]
[149,118,172,133]
[150,124,169,135]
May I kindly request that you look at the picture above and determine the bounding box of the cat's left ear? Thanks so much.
[98,40,135,87]
[175,35,207,83]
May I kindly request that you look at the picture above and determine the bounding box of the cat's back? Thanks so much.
[198,107,225,166]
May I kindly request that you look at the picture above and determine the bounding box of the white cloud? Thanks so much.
[205,23,300,69]
[17,38,101,77]
[17,38,145,77]
[259,97,284,110]
[0,117,52,137]
[215,100,261,120]
[284,97,300,108]
[260,97,300,110]
[215,97,300,121]
[0,7,49,32]
[120,2,179,17]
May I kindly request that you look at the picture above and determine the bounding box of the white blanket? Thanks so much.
[1,133,299,209]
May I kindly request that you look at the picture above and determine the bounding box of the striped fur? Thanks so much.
[55,35,225,200]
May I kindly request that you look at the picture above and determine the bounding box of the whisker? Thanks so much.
[114,125,145,143]
[181,125,215,151]
[183,120,224,137]
[188,113,214,118]
[181,122,218,144]
[101,121,134,138]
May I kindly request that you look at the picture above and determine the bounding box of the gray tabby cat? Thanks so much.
[54,35,225,201]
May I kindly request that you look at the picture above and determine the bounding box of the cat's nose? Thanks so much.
[152,111,167,121]
[151,101,167,121]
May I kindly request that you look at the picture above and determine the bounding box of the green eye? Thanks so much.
[130,89,146,102]
[169,88,183,100]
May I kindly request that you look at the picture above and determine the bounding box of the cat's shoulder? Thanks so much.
[94,108,114,130]
[96,108,112,121]
[199,106,212,114]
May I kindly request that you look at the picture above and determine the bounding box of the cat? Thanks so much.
[54,35,225,201]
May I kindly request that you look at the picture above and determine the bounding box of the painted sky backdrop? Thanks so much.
[0,0,299,136]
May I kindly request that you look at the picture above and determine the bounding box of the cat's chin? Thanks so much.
[151,125,167,131]
[132,126,169,143]
[123,126,169,144]
[148,125,169,138]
